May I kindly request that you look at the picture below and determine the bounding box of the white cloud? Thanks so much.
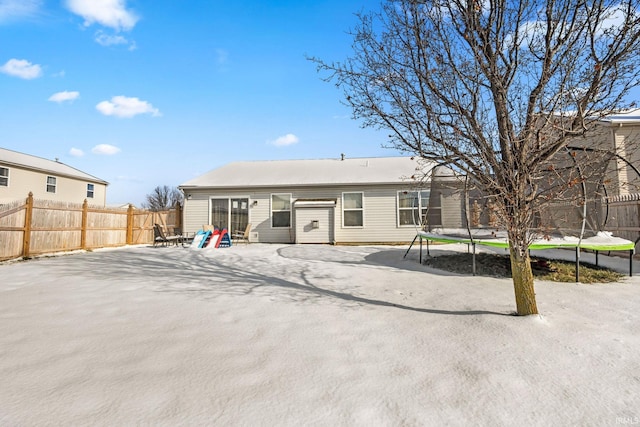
[510,4,640,52]
[0,0,42,23]
[0,58,42,79]
[65,0,138,31]
[69,147,84,157]
[596,4,640,35]
[269,133,300,147]
[94,29,136,50]
[91,144,121,155]
[48,91,80,103]
[95,31,128,46]
[96,96,161,118]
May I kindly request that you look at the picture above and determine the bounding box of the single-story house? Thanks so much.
[179,156,434,244]
[0,147,108,206]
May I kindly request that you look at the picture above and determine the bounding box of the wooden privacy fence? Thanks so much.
[604,194,640,248]
[0,193,181,261]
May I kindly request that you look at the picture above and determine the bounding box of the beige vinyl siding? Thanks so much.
[182,191,211,233]
[569,122,640,198]
[182,184,422,243]
[334,185,418,243]
[615,129,630,194]
[0,164,107,205]
[612,126,640,195]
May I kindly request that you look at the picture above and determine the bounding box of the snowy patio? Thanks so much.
[1,243,639,425]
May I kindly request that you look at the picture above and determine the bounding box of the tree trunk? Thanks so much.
[509,245,538,315]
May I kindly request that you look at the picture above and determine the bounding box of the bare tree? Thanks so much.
[143,185,183,211]
[311,0,640,315]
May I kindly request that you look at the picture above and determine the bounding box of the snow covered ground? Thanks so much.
[1,243,639,426]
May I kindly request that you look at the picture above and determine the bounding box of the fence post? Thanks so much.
[127,204,134,245]
[81,199,88,249]
[22,192,33,258]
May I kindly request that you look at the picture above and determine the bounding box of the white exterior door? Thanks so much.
[294,205,334,244]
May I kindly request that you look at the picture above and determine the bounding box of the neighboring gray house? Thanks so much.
[0,147,108,206]
[578,109,640,195]
[179,156,433,244]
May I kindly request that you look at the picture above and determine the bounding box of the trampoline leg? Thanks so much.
[419,238,423,264]
[426,239,430,257]
[595,251,599,267]
[630,250,634,277]
[575,247,580,283]
[403,235,417,259]
[472,243,476,276]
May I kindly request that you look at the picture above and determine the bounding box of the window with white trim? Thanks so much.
[87,183,95,198]
[271,194,291,228]
[342,192,364,227]
[46,176,57,193]
[0,167,8,187]
[397,191,430,226]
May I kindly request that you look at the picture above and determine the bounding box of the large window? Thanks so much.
[0,167,8,187]
[271,194,291,228]
[398,191,430,226]
[342,192,364,227]
[87,183,95,198]
[46,176,57,193]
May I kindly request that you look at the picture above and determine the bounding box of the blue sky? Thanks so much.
[0,0,391,205]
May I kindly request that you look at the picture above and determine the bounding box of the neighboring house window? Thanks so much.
[87,183,95,198]
[342,192,364,227]
[46,176,57,193]
[398,191,430,226]
[271,194,291,228]
[0,167,8,187]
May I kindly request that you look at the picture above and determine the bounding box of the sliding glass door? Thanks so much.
[230,198,249,234]
[210,199,229,230]
[210,198,249,232]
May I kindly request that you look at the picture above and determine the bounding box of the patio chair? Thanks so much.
[153,223,181,247]
[173,227,192,246]
[232,223,251,244]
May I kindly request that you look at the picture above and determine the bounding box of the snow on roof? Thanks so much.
[0,147,108,184]
[180,156,432,189]
[550,108,640,124]
[598,108,640,124]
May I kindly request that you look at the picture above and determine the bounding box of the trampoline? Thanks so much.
[409,228,635,280]
[403,147,639,281]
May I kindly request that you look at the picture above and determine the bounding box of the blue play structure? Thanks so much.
[189,228,232,249]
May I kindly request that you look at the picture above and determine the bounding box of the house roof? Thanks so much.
[0,147,108,184]
[180,156,432,189]
[552,108,640,124]
[598,108,640,124]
